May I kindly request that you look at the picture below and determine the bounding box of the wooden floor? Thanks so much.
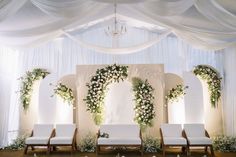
[1,148,236,157]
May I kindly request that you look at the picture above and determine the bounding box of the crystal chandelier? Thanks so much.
[105,1,127,37]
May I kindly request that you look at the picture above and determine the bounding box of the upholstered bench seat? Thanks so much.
[187,137,212,145]
[163,137,187,145]
[50,137,73,145]
[96,124,143,156]
[26,137,49,145]
[98,138,141,145]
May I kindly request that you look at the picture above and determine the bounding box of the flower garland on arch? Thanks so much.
[84,64,128,125]
[193,65,221,108]
[165,84,188,104]
[53,83,75,105]
[19,68,50,111]
[132,77,155,129]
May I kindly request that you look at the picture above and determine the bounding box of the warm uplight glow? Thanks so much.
[104,81,135,124]
[168,97,185,125]
[55,97,73,124]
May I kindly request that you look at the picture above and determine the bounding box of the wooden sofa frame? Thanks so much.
[24,129,55,154]
[183,130,215,157]
[96,129,143,156]
[160,128,188,157]
[49,128,78,153]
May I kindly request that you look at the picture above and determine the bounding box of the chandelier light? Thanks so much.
[104,1,127,37]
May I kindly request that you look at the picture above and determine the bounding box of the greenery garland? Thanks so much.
[132,77,155,129]
[165,84,188,103]
[84,64,128,125]
[193,65,221,108]
[19,68,50,111]
[53,83,75,105]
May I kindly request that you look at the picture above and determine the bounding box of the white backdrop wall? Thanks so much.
[0,26,225,147]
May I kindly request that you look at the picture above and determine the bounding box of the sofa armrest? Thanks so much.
[205,130,210,138]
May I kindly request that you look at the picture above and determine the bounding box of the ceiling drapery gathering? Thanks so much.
[0,0,235,52]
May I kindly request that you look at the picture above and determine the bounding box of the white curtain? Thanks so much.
[0,47,18,147]
[223,47,236,136]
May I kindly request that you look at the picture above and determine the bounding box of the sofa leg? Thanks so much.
[210,145,215,157]
[140,145,144,156]
[162,145,166,157]
[24,145,28,154]
[205,146,208,153]
[47,145,50,154]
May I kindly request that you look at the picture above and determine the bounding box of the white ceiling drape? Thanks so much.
[0,0,235,51]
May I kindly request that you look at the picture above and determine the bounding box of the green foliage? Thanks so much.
[4,135,26,150]
[143,136,161,153]
[132,77,155,129]
[212,136,236,152]
[53,83,75,105]
[165,84,188,103]
[193,65,221,108]
[79,134,96,152]
[84,64,128,125]
[19,68,50,110]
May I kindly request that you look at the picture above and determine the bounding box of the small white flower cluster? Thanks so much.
[193,65,221,108]
[84,64,128,124]
[133,78,155,128]
[54,83,75,105]
[165,84,188,103]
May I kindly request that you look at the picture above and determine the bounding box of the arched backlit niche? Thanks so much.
[164,73,184,124]
[104,80,135,124]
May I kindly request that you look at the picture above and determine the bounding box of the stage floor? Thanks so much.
[0,148,236,157]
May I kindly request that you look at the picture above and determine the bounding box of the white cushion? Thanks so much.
[98,138,141,145]
[25,137,49,145]
[188,137,212,145]
[163,137,187,145]
[50,137,73,145]
[100,124,140,138]
[184,124,205,137]
[161,124,183,137]
[33,124,54,137]
[55,124,76,137]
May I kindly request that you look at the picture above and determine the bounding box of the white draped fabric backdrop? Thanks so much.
[0,26,235,147]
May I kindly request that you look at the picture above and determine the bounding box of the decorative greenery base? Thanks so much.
[143,137,161,153]
[79,134,96,152]
[4,135,27,150]
[213,135,236,152]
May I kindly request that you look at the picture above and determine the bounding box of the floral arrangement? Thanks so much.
[143,136,161,153]
[79,134,96,152]
[132,77,155,129]
[193,65,221,108]
[4,135,27,150]
[165,84,188,103]
[19,68,50,110]
[84,64,128,125]
[53,83,75,105]
[212,135,236,152]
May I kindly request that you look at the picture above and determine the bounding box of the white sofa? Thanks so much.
[160,124,187,157]
[49,124,77,153]
[184,124,214,156]
[24,124,54,154]
[96,124,143,156]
